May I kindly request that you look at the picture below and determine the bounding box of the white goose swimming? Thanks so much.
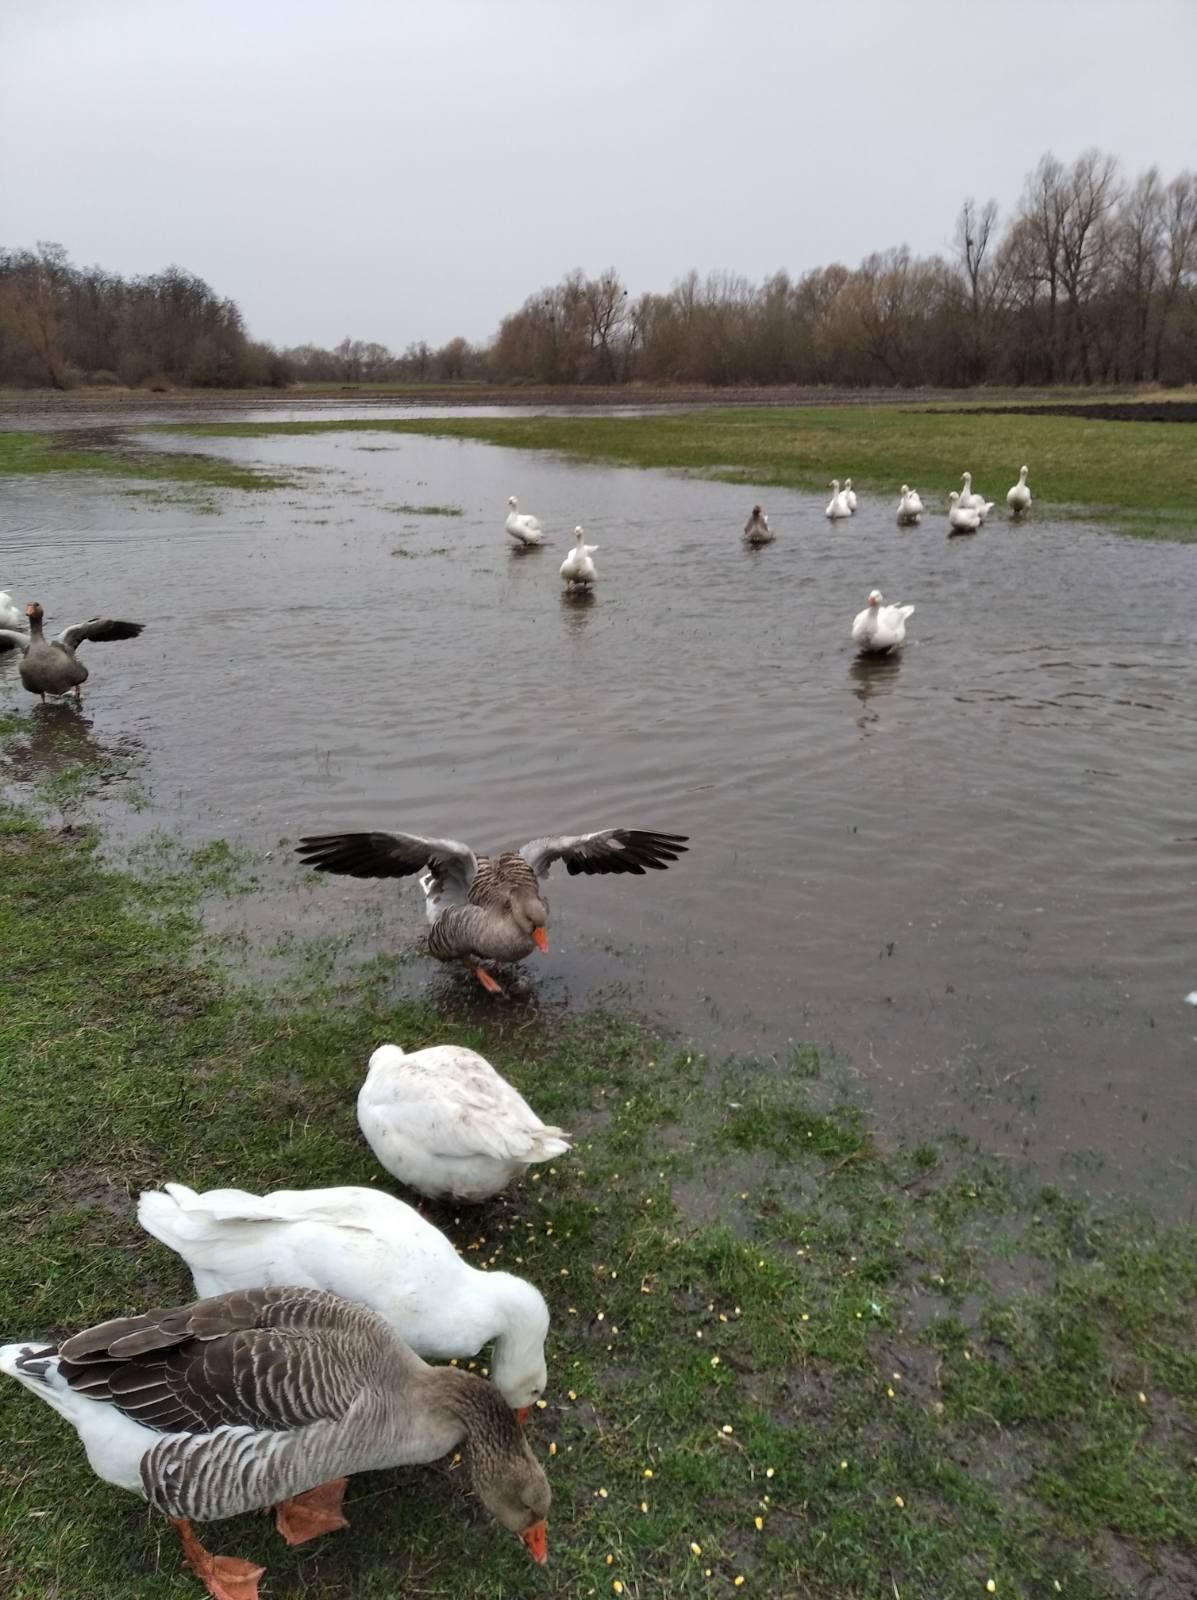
[948,491,982,533]
[844,478,858,512]
[1,1287,551,1600]
[559,526,598,586]
[826,480,852,520]
[851,589,915,654]
[959,472,993,515]
[139,1182,551,1412]
[896,486,924,523]
[1006,464,1032,514]
[358,1042,571,1201]
[505,496,544,546]
[0,591,24,631]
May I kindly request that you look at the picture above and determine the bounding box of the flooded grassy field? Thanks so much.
[2,412,1194,1205]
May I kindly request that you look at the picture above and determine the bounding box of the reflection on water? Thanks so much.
[2,426,1196,1201]
[0,699,144,795]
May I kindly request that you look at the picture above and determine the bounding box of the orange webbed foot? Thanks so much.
[171,1519,265,1600]
[274,1477,350,1546]
[467,961,505,995]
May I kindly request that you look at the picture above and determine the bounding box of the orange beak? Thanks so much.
[515,1406,530,1425]
[521,1519,548,1564]
[531,927,549,954]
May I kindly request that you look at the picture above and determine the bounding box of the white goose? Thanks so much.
[948,491,982,533]
[559,526,598,586]
[1007,464,1032,514]
[139,1183,551,1412]
[505,496,544,546]
[959,472,993,515]
[826,479,852,520]
[852,589,915,653]
[1,1287,550,1600]
[359,1042,570,1201]
[896,486,924,523]
[0,591,24,631]
[844,477,858,512]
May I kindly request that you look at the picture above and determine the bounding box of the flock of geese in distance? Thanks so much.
[0,457,1038,1597]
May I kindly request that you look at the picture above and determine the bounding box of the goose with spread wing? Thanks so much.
[296,825,689,993]
[0,601,143,700]
[1,1286,550,1600]
[0,591,23,631]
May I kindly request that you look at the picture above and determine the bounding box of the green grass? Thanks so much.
[0,431,298,496]
[154,406,1197,539]
[0,723,1194,1599]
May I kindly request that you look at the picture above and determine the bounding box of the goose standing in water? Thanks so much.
[560,526,598,586]
[843,478,858,512]
[296,825,689,994]
[826,480,852,520]
[505,496,544,546]
[358,1042,570,1202]
[959,472,992,515]
[0,591,24,631]
[138,1182,552,1412]
[896,486,924,524]
[852,589,915,654]
[0,602,144,701]
[1,1287,551,1600]
[742,505,774,544]
[948,491,982,533]
[1007,465,1032,515]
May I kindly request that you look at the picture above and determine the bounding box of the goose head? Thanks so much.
[1019,465,1029,481]
[844,478,853,490]
[949,491,960,505]
[899,485,910,496]
[751,504,762,517]
[508,496,519,510]
[829,479,840,491]
[25,601,43,623]
[961,472,973,491]
[574,525,585,544]
[867,589,883,608]
[469,1419,552,1563]
[509,886,550,953]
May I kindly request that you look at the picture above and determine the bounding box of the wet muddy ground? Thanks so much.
[2,421,1195,1206]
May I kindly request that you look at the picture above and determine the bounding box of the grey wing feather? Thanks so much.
[55,618,145,650]
[56,1286,377,1436]
[0,628,30,654]
[296,829,478,894]
[520,828,690,878]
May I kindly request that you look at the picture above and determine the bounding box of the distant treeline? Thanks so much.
[5,149,1195,392]
[0,244,288,389]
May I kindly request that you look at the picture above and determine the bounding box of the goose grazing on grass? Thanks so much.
[0,601,144,701]
[852,589,915,654]
[138,1183,551,1413]
[0,1287,551,1600]
[505,496,544,546]
[0,591,23,631]
[359,1043,570,1202]
[826,480,852,520]
[296,824,689,995]
[896,486,924,524]
[1007,464,1032,514]
[948,491,982,533]
[560,526,598,586]
[844,478,858,512]
[742,504,774,543]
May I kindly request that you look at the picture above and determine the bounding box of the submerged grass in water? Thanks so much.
[156,407,1197,539]
[0,430,298,496]
[0,719,1194,1599]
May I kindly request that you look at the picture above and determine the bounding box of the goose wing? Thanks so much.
[374,1048,563,1163]
[0,628,30,655]
[519,828,689,880]
[296,830,478,895]
[55,1286,379,1435]
[54,618,145,650]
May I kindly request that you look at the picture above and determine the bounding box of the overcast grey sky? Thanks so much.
[3,0,1193,351]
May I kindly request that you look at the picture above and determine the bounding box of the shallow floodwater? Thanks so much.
[2,423,1195,1205]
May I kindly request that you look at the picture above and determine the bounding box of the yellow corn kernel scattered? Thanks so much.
[754,1515,764,1530]
[987,1584,996,1595]
[894,1495,905,1508]
[690,1541,702,1556]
